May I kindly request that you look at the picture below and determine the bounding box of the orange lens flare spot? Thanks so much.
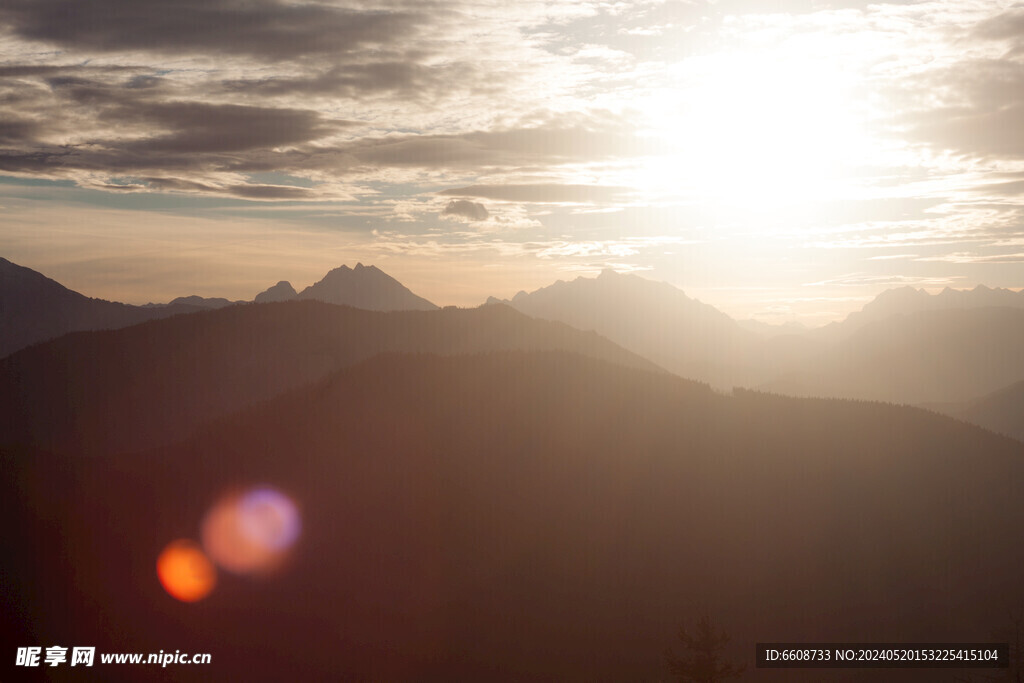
[157,539,217,602]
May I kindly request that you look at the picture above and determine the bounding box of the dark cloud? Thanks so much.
[0,119,42,144]
[440,184,630,203]
[441,199,489,221]
[0,68,342,159]
[0,0,423,61]
[0,111,642,196]
[0,65,137,78]
[85,176,317,200]
[119,102,340,154]
[225,184,316,200]
[220,61,479,99]
[0,87,345,181]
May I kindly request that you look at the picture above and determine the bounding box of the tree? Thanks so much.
[665,614,746,683]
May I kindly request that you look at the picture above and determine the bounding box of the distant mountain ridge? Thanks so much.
[144,295,244,309]
[933,378,1024,442]
[759,307,1024,404]
[826,284,1024,335]
[0,257,202,359]
[0,258,438,358]
[493,269,761,388]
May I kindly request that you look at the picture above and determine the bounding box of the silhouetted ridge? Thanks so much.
[836,284,1024,332]
[296,263,437,310]
[254,280,297,303]
[0,257,201,358]
[0,300,661,454]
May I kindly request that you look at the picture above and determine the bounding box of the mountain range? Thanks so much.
[0,259,438,358]
[3,256,1023,437]
[496,270,1024,408]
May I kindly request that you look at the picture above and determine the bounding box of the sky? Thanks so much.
[1,0,1022,325]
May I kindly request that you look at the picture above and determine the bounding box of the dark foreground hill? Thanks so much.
[0,301,660,454]
[4,352,1022,681]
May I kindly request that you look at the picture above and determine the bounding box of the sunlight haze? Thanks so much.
[1,0,1022,325]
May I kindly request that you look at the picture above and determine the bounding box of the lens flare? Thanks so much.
[157,539,216,602]
[201,486,300,574]
[238,487,301,551]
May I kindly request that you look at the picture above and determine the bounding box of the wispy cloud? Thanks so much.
[2,0,1022,318]
[803,273,964,288]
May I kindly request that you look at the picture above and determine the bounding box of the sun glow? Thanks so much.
[638,48,873,209]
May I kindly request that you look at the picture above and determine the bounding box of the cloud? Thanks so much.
[0,0,424,61]
[441,199,489,222]
[118,102,342,154]
[439,184,630,203]
[899,59,1024,159]
[220,62,478,100]
[972,7,1024,55]
[803,273,963,288]
[915,252,1024,264]
[0,52,639,199]
[343,113,643,169]
[972,178,1024,197]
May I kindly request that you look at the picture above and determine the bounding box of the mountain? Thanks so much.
[0,257,201,359]
[1,258,441,359]
[0,301,661,455]
[935,379,1024,442]
[254,280,297,303]
[296,263,437,311]
[164,295,243,309]
[5,351,1022,681]
[760,307,1024,404]
[497,269,761,388]
[832,284,1024,335]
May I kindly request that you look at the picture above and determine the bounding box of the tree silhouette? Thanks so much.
[665,614,745,683]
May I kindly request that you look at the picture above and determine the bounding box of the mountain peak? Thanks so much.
[254,280,297,303]
[296,264,437,311]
